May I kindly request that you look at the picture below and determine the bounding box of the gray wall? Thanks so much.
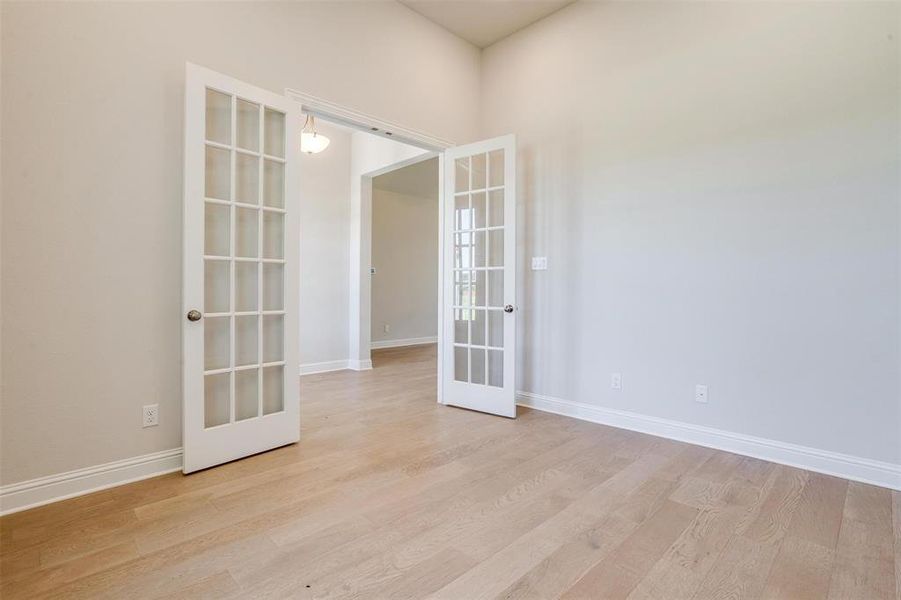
[0,1,480,485]
[371,185,439,345]
[481,0,900,464]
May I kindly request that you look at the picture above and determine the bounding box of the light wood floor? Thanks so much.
[1,344,898,599]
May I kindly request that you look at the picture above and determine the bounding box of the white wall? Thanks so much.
[371,181,439,345]
[481,1,900,465]
[0,0,480,486]
[299,123,352,365]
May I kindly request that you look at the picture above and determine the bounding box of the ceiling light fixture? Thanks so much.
[301,114,330,154]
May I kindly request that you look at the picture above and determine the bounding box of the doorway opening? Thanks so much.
[287,87,517,418]
[292,103,446,401]
[369,155,440,366]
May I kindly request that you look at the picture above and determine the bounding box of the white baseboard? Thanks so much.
[0,448,183,516]
[299,359,351,376]
[299,358,377,375]
[371,336,438,350]
[11,389,894,517]
[516,392,901,491]
[348,359,373,371]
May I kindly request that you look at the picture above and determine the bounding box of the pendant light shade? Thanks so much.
[301,114,330,154]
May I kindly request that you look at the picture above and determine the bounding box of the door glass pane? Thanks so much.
[204,372,230,428]
[473,270,486,306]
[205,146,230,200]
[454,345,468,382]
[488,230,504,267]
[263,314,284,362]
[471,309,486,346]
[455,233,471,269]
[263,160,285,208]
[204,260,230,313]
[235,262,258,312]
[488,310,504,347]
[235,315,258,367]
[454,309,469,344]
[454,194,470,231]
[488,349,503,387]
[455,272,472,307]
[471,153,486,190]
[263,263,284,311]
[204,316,230,370]
[488,270,503,307]
[262,365,284,414]
[236,99,260,152]
[470,348,486,385]
[489,149,504,187]
[455,157,469,193]
[235,369,259,421]
[235,153,260,205]
[264,108,285,158]
[205,89,231,145]
[473,231,486,268]
[472,191,486,229]
[488,189,504,227]
[235,208,259,258]
[263,212,284,259]
[204,203,230,256]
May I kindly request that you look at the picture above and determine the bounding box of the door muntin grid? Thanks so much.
[452,149,505,388]
[202,87,287,429]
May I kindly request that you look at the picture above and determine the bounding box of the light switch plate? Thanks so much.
[531,256,548,270]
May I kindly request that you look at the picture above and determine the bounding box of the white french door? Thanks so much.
[182,63,300,473]
[442,135,516,418]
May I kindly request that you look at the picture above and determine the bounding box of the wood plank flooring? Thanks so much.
[1,344,898,599]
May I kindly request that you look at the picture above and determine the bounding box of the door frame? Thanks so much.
[284,89,454,404]
[361,151,440,354]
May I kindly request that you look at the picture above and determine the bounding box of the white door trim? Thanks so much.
[284,89,453,151]
[361,151,440,371]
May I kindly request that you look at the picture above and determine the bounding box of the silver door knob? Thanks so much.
[186,310,202,322]
[504,305,514,313]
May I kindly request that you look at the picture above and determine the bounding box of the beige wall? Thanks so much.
[481,1,900,464]
[0,1,480,485]
[371,170,439,344]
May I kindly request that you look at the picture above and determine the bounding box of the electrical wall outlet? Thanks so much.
[384,324,390,333]
[695,384,709,404]
[531,256,548,271]
[142,404,159,428]
[610,372,622,390]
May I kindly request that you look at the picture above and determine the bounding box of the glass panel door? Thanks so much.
[183,63,299,473]
[443,136,516,418]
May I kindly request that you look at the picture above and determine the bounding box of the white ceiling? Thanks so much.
[398,0,576,48]
[373,157,439,199]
